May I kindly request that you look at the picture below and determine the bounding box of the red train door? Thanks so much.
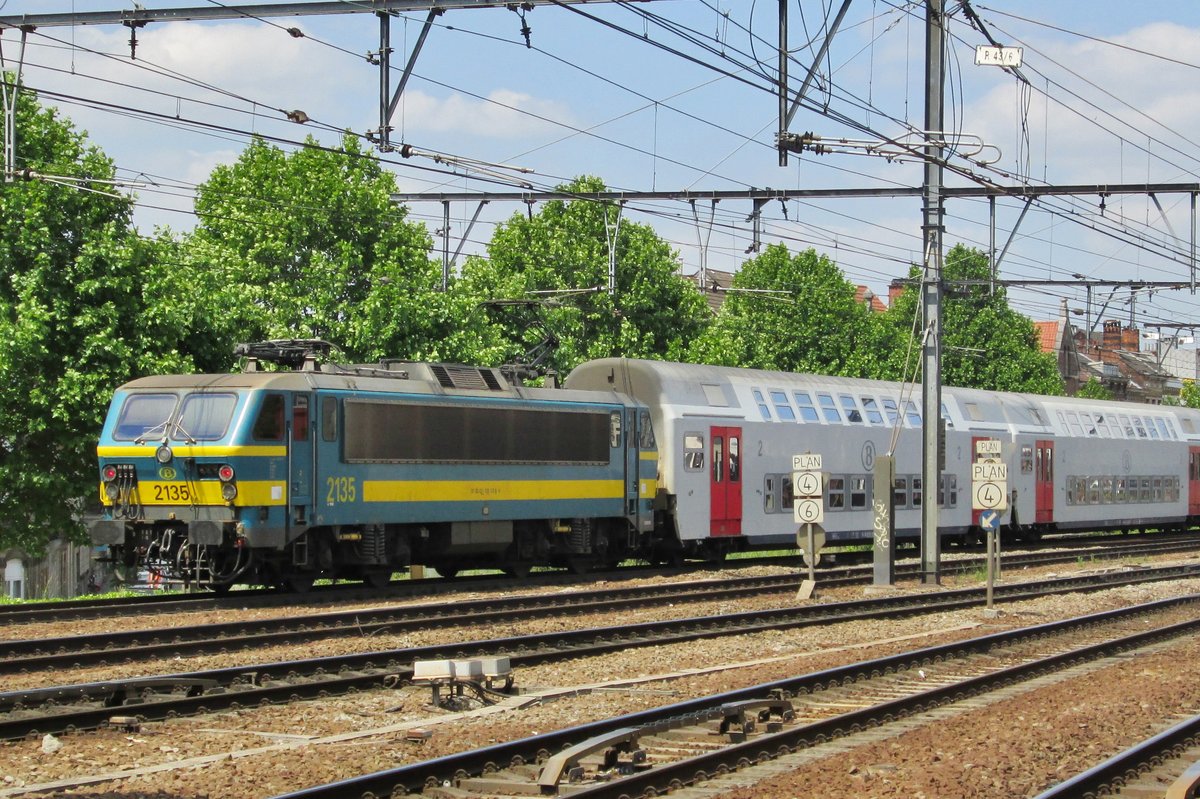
[1189,447,1200,516]
[1035,439,1054,524]
[710,426,742,536]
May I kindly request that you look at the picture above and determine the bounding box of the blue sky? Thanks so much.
[4,1,1200,343]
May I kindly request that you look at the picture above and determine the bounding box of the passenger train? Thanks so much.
[90,341,1200,590]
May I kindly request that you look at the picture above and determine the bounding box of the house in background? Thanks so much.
[1033,300,1183,403]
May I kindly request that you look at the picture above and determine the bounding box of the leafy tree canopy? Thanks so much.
[0,84,209,554]
[187,134,501,365]
[882,244,1064,395]
[458,176,711,376]
[1075,376,1114,400]
[687,243,886,377]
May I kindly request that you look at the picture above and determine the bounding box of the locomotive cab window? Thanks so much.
[177,392,237,441]
[293,395,309,442]
[684,433,704,471]
[252,394,286,441]
[114,393,177,441]
[321,396,338,442]
[610,412,622,447]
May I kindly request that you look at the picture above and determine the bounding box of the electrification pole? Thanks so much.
[920,0,945,585]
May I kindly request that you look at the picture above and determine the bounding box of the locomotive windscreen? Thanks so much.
[343,399,612,464]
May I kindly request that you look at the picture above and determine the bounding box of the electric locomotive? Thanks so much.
[91,341,660,591]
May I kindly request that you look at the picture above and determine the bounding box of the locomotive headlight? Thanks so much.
[102,465,118,482]
[217,464,235,482]
[221,482,238,502]
[105,482,121,500]
[155,444,173,464]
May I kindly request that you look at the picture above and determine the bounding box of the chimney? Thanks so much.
[1121,325,1139,352]
[1103,320,1121,352]
[888,279,907,307]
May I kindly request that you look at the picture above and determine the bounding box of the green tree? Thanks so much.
[882,245,1064,394]
[687,243,886,376]
[1075,377,1114,400]
[457,176,711,376]
[0,85,210,554]
[187,135,500,365]
[1179,379,1200,409]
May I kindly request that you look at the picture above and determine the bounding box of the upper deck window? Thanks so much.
[752,389,772,420]
[861,397,884,425]
[114,393,177,441]
[840,394,863,423]
[818,393,841,423]
[178,393,238,441]
[770,390,796,421]
[793,391,820,422]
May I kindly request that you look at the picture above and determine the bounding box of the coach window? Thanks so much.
[253,394,285,441]
[1156,418,1174,440]
[861,397,884,425]
[1119,414,1135,436]
[321,397,338,442]
[1168,477,1180,502]
[938,474,958,508]
[1115,478,1127,503]
[1021,446,1033,474]
[1101,477,1114,503]
[781,473,795,510]
[849,476,869,509]
[912,477,923,508]
[1133,417,1148,439]
[752,389,772,421]
[770,391,796,421]
[793,391,820,422]
[840,395,863,423]
[904,400,922,427]
[827,476,846,509]
[940,403,954,428]
[639,411,656,449]
[728,437,741,482]
[764,476,776,513]
[683,433,704,471]
[881,398,900,426]
[892,477,909,509]
[818,392,842,423]
[610,412,622,447]
[1080,413,1096,436]
[1153,477,1164,502]
[1065,412,1084,436]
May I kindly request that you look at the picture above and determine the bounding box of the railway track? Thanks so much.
[4,535,1197,675]
[1033,711,1200,799]
[266,593,1200,799]
[1,529,1187,627]
[2,561,1197,741]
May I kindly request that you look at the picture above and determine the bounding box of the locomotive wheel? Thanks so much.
[503,563,532,579]
[434,566,460,580]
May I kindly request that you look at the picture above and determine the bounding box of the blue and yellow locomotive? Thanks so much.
[91,341,660,590]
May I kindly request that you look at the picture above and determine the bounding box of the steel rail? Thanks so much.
[1031,712,1200,799]
[2,564,1198,740]
[1,530,1190,626]
[273,594,1200,799]
[4,537,1195,675]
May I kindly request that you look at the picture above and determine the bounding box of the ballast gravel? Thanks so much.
[1,554,1198,798]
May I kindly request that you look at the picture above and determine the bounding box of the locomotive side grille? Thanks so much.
[430,364,504,391]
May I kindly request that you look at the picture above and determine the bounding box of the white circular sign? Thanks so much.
[973,481,1005,509]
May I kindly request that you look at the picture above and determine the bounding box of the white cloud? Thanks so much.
[394,88,577,139]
